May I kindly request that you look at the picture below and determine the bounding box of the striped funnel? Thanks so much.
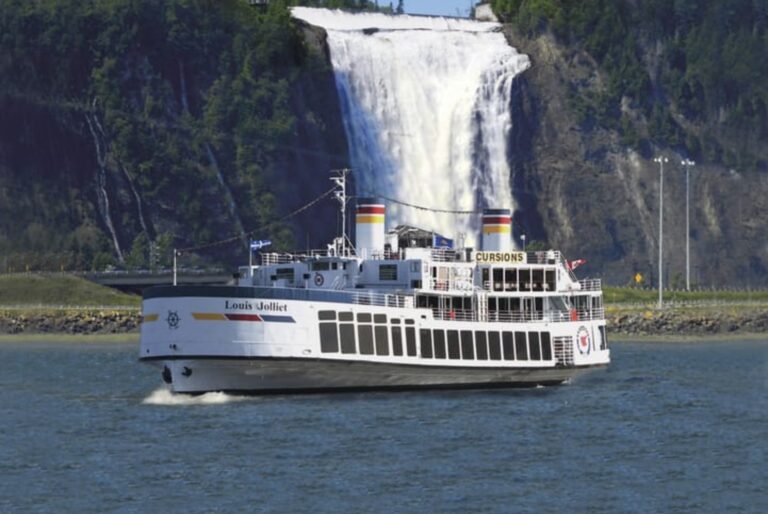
[481,208,512,252]
[356,197,385,258]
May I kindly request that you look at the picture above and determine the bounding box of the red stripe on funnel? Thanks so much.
[482,216,511,224]
[357,206,385,214]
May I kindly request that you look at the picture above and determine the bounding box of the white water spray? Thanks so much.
[142,387,248,406]
[292,8,530,244]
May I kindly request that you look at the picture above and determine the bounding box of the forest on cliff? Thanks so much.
[1,0,766,285]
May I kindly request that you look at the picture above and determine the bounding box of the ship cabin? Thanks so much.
[239,199,604,326]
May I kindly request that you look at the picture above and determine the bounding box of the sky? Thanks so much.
[403,0,477,18]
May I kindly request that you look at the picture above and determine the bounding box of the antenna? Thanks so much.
[330,168,351,254]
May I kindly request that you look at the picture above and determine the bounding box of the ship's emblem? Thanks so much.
[166,310,180,330]
[314,273,324,287]
[577,326,591,355]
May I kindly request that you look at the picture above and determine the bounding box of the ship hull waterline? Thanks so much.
[142,356,604,395]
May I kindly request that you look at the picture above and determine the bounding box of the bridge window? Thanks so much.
[492,269,503,291]
[545,270,556,291]
[504,269,517,291]
[276,268,294,280]
[311,262,330,271]
[532,269,544,292]
[379,264,398,281]
[519,269,531,292]
[420,329,433,358]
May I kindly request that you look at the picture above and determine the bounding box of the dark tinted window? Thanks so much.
[519,269,531,292]
[391,318,401,324]
[357,313,372,323]
[541,332,552,360]
[420,329,433,358]
[358,325,374,355]
[488,332,501,360]
[502,332,515,360]
[447,330,460,359]
[340,324,356,354]
[374,314,387,324]
[598,326,607,350]
[515,331,528,360]
[319,322,338,353]
[405,319,415,325]
[433,330,446,358]
[379,264,398,281]
[391,326,403,356]
[318,311,335,321]
[460,330,474,360]
[529,331,541,360]
[375,326,389,355]
[475,331,488,360]
[339,312,353,322]
[405,327,417,356]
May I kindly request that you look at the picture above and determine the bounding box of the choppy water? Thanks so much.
[1,339,767,513]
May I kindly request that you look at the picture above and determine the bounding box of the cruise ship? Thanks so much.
[140,180,610,394]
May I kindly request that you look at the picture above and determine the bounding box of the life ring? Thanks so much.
[314,273,324,287]
[577,326,591,355]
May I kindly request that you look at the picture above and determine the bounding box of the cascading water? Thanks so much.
[292,8,530,245]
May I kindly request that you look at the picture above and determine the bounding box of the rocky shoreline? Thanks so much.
[1,307,766,338]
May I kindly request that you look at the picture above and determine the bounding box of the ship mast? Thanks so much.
[331,168,351,255]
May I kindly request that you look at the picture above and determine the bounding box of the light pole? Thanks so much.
[654,156,668,309]
[681,158,695,291]
[521,234,526,252]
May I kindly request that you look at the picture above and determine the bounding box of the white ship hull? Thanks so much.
[140,286,610,394]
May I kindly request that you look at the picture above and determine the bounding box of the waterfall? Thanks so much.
[292,8,530,245]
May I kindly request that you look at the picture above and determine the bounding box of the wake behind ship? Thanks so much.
[140,180,609,394]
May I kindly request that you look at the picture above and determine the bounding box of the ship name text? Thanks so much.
[225,300,288,312]
[474,251,527,264]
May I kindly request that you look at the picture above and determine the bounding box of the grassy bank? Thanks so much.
[0,273,139,308]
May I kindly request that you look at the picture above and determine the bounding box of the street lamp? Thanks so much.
[520,234,526,252]
[654,156,668,309]
[681,158,696,291]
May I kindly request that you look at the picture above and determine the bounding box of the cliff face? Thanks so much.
[505,28,768,287]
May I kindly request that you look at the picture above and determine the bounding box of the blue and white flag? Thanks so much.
[250,239,272,251]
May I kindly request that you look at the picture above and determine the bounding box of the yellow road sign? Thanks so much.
[634,273,643,284]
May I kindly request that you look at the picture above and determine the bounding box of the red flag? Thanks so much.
[567,258,587,271]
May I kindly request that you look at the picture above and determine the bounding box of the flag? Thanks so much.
[250,240,272,251]
[567,258,586,271]
[433,234,454,249]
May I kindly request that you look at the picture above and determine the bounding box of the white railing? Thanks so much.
[553,336,574,366]
[578,279,602,291]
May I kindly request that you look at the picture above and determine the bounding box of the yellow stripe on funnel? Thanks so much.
[483,226,511,234]
[356,215,385,223]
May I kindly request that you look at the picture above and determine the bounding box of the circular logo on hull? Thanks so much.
[314,273,324,287]
[166,310,180,330]
[577,326,591,355]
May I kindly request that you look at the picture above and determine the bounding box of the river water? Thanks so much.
[1,339,766,513]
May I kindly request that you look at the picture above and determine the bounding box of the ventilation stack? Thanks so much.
[481,208,512,251]
[355,198,386,258]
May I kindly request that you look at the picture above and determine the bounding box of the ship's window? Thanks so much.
[379,264,398,281]
[493,268,503,291]
[502,331,515,360]
[405,327,417,356]
[519,269,531,292]
[529,331,541,360]
[505,269,517,291]
[598,326,608,350]
[541,332,553,360]
[420,329,433,358]
[391,318,401,324]
[391,326,403,356]
[319,322,338,353]
[340,323,356,354]
[433,330,446,358]
[312,261,330,271]
[411,280,422,289]
[375,325,389,356]
[339,312,354,322]
[488,332,501,360]
[357,312,372,323]
[410,261,421,272]
[482,267,490,289]
[460,330,474,360]
[405,319,415,325]
[447,330,460,359]
[545,269,556,291]
[515,331,528,360]
[475,331,488,360]
[358,325,374,355]
[332,262,338,270]
[276,268,294,280]
[374,314,387,324]
[532,269,544,292]
[318,310,336,321]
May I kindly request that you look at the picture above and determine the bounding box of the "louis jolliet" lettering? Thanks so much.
[225,300,287,312]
